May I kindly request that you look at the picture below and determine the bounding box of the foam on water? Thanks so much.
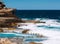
[1,18,60,44]
[20,18,60,44]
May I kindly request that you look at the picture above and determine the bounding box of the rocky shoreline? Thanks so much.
[0,1,47,44]
[0,38,43,44]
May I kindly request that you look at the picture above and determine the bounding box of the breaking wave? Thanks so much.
[20,18,60,44]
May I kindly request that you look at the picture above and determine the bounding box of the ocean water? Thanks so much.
[18,19,60,44]
[15,10,60,19]
[15,10,60,44]
[0,33,17,38]
[0,10,60,44]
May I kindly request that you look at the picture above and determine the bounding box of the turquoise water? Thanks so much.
[25,38,47,42]
[0,33,36,38]
[0,33,17,38]
[37,26,60,29]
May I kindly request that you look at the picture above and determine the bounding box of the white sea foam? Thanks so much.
[1,18,60,44]
[19,18,60,44]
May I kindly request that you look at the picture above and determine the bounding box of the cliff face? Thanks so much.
[0,9,23,28]
[0,2,22,28]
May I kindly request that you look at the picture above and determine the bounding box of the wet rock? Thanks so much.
[22,29,29,34]
[29,42,43,44]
